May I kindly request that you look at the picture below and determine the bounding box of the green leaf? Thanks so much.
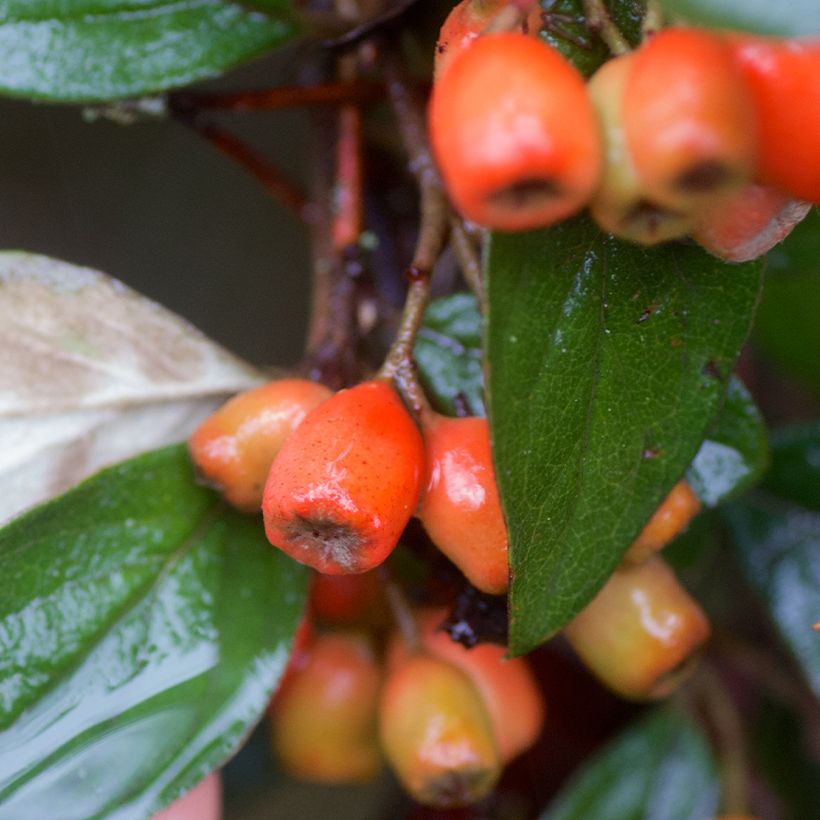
[754,209,820,394]
[686,375,769,508]
[0,1,299,102]
[541,708,719,820]
[414,292,485,417]
[0,445,307,818]
[659,0,820,36]
[486,218,762,655]
[723,424,820,698]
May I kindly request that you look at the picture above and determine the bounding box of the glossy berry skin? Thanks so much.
[730,36,820,202]
[623,28,756,211]
[624,481,701,565]
[564,556,711,700]
[417,414,508,595]
[263,379,425,574]
[380,654,501,808]
[429,33,602,231]
[270,631,382,784]
[189,378,331,512]
[434,0,542,79]
[589,53,698,246]
[151,773,221,820]
[390,609,545,764]
[692,183,811,262]
[309,569,385,626]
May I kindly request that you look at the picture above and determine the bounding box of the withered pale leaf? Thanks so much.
[0,252,264,523]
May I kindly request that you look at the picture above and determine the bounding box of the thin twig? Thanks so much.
[691,664,751,816]
[383,576,421,652]
[171,111,309,221]
[173,81,384,113]
[449,213,486,311]
[582,0,631,55]
[641,0,665,38]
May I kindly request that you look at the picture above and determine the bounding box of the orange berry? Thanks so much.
[309,569,385,626]
[623,28,756,211]
[564,556,711,700]
[417,413,508,595]
[589,52,699,245]
[262,379,425,574]
[270,614,314,704]
[150,773,221,820]
[391,609,545,763]
[379,653,501,807]
[623,481,701,565]
[434,0,542,80]
[429,33,602,231]
[270,631,382,784]
[730,36,820,202]
[692,182,811,262]
[188,378,331,512]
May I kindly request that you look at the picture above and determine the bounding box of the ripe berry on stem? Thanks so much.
[270,631,382,784]
[564,556,711,700]
[188,378,332,512]
[417,413,509,595]
[379,653,501,808]
[262,379,425,574]
[622,28,756,212]
[429,33,602,231]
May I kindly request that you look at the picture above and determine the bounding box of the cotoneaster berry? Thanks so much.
[564,556,711,700]
[692,183,811,262]
[417,413,508,595]
[150,773,221,820]
[379,653,501,808]
[622,28,756,212]
[270,631,382,783]
[429,32,602,231]
[189,378,331,512]
[730,35,820,202]
[390,609,545,763]
[624,481,701,565]
[588,52,698,245]
[262,379,424,574]
[309,570,385,627]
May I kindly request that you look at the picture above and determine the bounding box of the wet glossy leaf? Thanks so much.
[414,292,485,417]
[754,209,820,393]
[486,218,762,655]
[541,708,719,819]
[723,424,820,697]
[659,0,820,36]
[0,445,307,819]
[0,252,263,525]
[0,1,299,102]
[686,375,769,508]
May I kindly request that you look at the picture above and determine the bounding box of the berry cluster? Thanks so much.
[428,1,819,260]
[189,374,711,804]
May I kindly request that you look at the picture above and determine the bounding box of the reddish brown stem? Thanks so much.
[174,80,384,112]
[173,113,309,222]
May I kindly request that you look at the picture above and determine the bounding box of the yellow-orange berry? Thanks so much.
[730,36,820,203]
[379,653,501,808]
[390,609,545,764]
[417,413,508,595]
[623,28,756,212]
[564,556,711,700]
[270,631,382,784]
[189,378,331,512]
[623,481,701,565]
[429,33,602,231]
[692,183,810,262]
[588,52,699,245]
[262,379,425,574]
